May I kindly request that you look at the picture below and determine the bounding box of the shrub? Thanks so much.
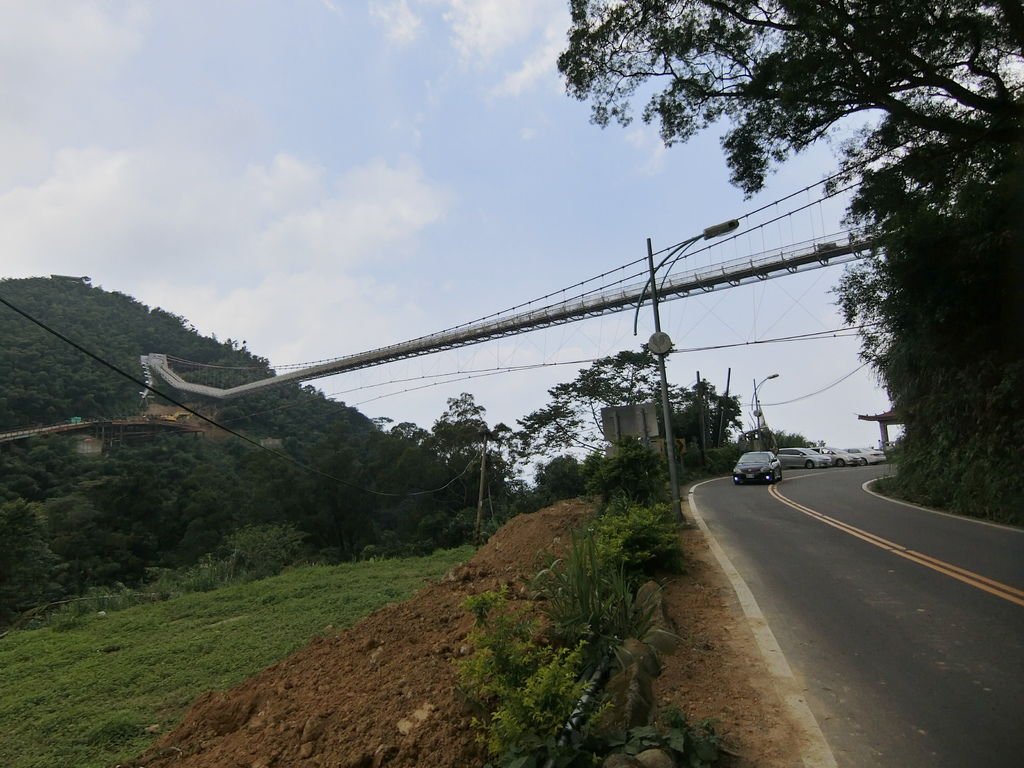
[582,439,667,506]
[224,523,305,579]
[532,530,673,667]
[702,445,743,475]
[457,589,588,759]
[592,501,684,578]
[593,706,720,767]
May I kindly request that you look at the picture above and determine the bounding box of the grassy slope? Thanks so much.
[0,547,473,768]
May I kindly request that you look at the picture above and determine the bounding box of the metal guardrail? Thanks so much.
[0,422,96,444]
[143,233,876,400]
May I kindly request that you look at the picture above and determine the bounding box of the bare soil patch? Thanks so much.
[133,499,803,767]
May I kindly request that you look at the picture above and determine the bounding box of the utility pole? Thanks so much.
[474,429,490,545]
[696,370,707,467]
[716,367,731,448]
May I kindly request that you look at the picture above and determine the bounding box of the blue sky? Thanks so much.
[1,1,896,450]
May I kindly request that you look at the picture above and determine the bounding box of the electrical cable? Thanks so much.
[197,178,870,375]
[0,292,482,499]
[760,363,871,406]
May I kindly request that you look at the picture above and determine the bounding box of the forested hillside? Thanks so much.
[0,277,528,624]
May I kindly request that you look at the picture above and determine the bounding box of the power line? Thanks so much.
[196,178,867,376]
[760,363,872,406]
[327,325,877,408]
[0,292,481,499]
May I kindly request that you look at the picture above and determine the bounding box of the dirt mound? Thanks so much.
[134,500,801,768]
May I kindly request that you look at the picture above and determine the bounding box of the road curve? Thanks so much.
[692,466,1024,768]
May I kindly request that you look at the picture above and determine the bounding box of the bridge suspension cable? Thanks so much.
[143,230,877,400]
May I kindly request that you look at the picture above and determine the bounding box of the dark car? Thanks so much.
[732,451,782,484]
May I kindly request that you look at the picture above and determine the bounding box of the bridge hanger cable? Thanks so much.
[195,173,871,375]
[0,292,484,499]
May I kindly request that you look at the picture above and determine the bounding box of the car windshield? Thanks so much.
[738,452,773,462]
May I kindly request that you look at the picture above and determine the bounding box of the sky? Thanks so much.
[1,0,898,454]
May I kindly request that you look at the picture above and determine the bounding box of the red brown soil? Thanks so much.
[133,500,803,768]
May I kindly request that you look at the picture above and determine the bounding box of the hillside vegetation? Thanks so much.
[0,277,528,625]
[0,547,472,768]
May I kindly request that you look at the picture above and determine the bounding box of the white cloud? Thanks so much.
[1,148,451,276]
[0,146,454,364]
[0,1,147,124]
[319,0,345,18]
[370,0,422,44]
[490,24,564,97]
[439,0,563,64]
[626,126,668,175]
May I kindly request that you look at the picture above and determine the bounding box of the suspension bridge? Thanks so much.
[142,231,876,400]
[0,417,203,447]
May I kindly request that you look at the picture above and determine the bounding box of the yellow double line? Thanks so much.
[768,484,1024,608]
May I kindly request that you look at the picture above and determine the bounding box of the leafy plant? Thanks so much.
[458,590,589,760]
[595,707,720,768]
[224,522,306,579]
[531,530,672,669]
[582,438,667,506]
[591,501,684,579]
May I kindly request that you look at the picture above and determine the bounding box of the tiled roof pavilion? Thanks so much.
[858,409,902,447]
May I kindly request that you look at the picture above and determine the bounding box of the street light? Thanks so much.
[753,373,779,451]
[638,219,740,526]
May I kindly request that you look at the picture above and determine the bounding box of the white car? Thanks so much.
[815,446,860,467]
[844,447,886,465]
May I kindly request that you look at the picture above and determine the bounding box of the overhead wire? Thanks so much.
[0,292,482,499]
[175,174,868,376]
[760,362,872,407]
[328,325,879,409]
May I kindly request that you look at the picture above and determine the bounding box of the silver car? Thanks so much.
[776,447,832,469]
[816,446,859,467]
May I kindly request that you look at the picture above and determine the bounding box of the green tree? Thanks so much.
[517,350,741,460]
[516,350,672,457]
[583,437,668,505]
[771,430,812,449]
[559,1,1023,520]
[0,500,59,622]
[533,455,587,506]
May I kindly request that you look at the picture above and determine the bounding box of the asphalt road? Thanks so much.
[692,465,1024,768]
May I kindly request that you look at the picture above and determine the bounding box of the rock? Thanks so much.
[299,741,316,758]
[301,716,325,742]
[397,702,435,735]
[144,723,161,734]
[597,638,660,732]
[635,748,676,768]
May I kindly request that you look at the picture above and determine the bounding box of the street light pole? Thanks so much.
[640,218,739,526]
[645,238,685,525]
[753,373,779,450]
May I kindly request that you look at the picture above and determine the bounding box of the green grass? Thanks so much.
[0,547,473,768]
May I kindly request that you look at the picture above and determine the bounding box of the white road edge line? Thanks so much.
[861,479,1023,533]
[688,479,838,768]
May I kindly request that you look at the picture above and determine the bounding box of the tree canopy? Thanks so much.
[560,0,1023,192]
[515,349,742,459]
